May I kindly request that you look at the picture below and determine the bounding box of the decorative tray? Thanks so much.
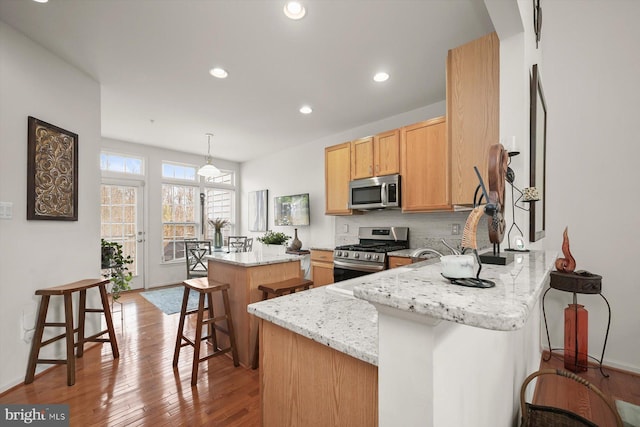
[441,274,495,289]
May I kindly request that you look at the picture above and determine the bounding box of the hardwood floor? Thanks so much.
[0,290,260,426]
[535,351,640,427]
[2,291,639,426]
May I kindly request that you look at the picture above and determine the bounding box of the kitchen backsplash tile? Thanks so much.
[335,209,491,253]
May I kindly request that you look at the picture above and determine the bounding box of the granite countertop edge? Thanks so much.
[248,289,378,366]
[353,250,557,331]
[206,252,301,267]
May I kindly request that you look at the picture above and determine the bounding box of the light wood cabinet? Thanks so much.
[351,136,374,180]
[260,321,377,427]
[374,129,401,177]
[447,31,499,205]
[325,142,352,215]
[351,130,400,180]
[401,116,450,212]
[388,256,413,269]
[310,249,334,286]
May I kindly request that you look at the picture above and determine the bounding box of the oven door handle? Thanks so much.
[333,260,386,273]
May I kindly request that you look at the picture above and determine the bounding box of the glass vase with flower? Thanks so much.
[208,217,230,250]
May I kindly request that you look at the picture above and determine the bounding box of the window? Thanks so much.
[100,152,144,175]
[162,162,196,181]
[101,184,138,275]
[162,184,198,262]
[204,187,235,240]
[204,171,234,186]
[161,160,236,262]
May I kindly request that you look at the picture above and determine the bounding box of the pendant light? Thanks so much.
[197,133,221,177]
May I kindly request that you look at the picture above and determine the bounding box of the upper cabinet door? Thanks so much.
[374,129,400,177]
[325,142,353,215]
[350,136,374,180]
[447,31,499,205]
[401,116,450,212]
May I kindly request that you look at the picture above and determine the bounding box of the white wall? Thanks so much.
[0,22,102,392]
[542,0,640,373]
[100,137,240,289]
[240,101,447,249]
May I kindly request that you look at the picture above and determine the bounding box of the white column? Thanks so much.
[377,305,441,427]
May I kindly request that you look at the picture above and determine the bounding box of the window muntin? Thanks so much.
[100,152,144,175]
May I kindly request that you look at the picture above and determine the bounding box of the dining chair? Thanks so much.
[244,237,253,252]
[228,236,247,253]
[185,240,212,279]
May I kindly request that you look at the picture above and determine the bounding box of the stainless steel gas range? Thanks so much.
[333,227,409,282]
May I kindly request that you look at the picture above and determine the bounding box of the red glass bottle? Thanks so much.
[564,303,588,372]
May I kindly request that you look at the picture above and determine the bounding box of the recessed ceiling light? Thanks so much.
[284,1,306,20]
[209,67,228,79]
[373,72,390,83]
[299,106,312,114]
[32,0,48,3]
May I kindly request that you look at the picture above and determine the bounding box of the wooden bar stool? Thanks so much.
[25,278,119,386]
[251,277,313,369]
[173,278,239,386]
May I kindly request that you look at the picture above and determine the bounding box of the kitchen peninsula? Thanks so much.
[206,251,303,367]
[249,250,557,427]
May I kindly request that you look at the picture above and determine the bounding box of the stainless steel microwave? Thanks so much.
[348,174,401,210]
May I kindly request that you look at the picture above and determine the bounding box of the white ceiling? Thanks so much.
[0,0,493,163]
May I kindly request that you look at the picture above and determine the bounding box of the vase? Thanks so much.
[564,303,588,372]
[214,229,223,249]
[289,228,302,251]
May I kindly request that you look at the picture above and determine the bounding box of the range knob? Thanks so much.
[336,251,342,257]
[354,253,360,259]
[373,255,380,261]
[365,254,372,260]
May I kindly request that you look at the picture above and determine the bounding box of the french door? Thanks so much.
[100,182,145,290]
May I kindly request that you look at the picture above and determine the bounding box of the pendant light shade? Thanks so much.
[197,133,221,178]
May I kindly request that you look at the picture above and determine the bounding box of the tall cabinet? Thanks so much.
[447,31,499,205]
[401,116,449,211]
[325,142,352,215]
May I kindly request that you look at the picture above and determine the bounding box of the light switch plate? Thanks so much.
[0,201,13,219]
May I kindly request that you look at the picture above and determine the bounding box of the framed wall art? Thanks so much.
[248,189,268,232]
[529,65,546,242]
[27,116,78,221]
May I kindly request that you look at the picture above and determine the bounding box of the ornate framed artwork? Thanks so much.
[529,65,546,242]
[27,116,78,221]
[248,189,268,232]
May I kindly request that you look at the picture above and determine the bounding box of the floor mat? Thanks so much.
[140,286,199,315]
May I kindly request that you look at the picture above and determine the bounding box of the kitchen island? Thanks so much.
[249,250,557,427]
[206,251,304,367]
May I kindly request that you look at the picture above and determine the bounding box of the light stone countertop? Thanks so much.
[248,250,557,365]
[248,287,378,365]
[206,251,302,267]
[354,250,557,331]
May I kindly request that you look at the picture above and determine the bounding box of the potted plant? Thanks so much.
[257,230,291,255]
[101,239,133,303]
[208,217,230,249]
